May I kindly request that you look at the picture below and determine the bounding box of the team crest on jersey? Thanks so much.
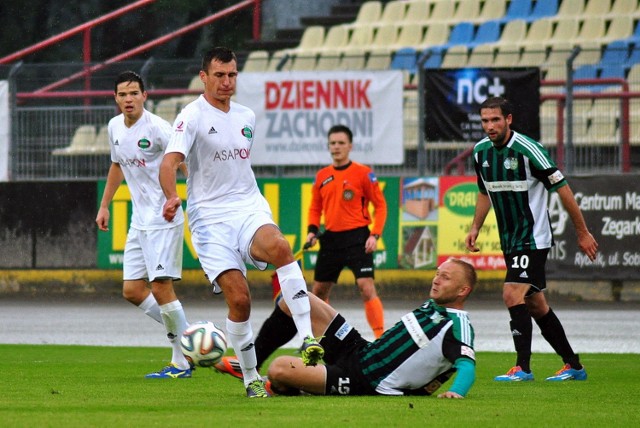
[241,125,254,141]
[503,157,518,170]
[343,189,354,201]
[137,138,151,150]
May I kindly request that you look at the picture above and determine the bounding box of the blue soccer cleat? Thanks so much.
[546,364,587,381]
[145,363,192,379]
[494,366,534,382]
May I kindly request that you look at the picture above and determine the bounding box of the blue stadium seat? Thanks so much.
[574,64,598,80]
[445,22,475,48]
[421,46,444,69]
[626,44,640,67]
[468,21,501,48]
[600,40,630,66]
[390,47,418,75]
[528,0,558,21]
[599,64,627,80]
[627,20,640,43]
[502,0,532,22]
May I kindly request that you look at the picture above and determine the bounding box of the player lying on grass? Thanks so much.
[219,258,477,397]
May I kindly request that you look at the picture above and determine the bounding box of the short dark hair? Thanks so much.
[479,96,512,117]
[202,47,237,72]
[327,124,353,143]
[115,71,144,93]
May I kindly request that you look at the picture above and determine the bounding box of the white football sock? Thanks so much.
[138,293,162,324]
[226,318,260,386]
[277,261,313,339]
[160,300,190,369]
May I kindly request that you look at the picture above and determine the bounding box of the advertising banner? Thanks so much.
[236,70,404,165]
[424,68,540,142]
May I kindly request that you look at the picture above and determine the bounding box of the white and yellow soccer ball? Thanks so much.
[180,321,227,367]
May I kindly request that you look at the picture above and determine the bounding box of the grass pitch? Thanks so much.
[0,345,638,427]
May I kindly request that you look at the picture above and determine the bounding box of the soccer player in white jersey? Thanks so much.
[266,258,476,398]
[159,47,323,398]
[96,71,191,379]
[465,96,598,382]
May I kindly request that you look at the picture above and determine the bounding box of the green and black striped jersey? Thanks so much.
[358,299,475,395]
[473,131,567,254]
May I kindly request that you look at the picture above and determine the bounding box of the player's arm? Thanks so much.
[159,151,185,222]
[438,358,475,399]
[306,176,323,246]
[556,184,598,261]
[465,191,491,252]
[96,162,124,231]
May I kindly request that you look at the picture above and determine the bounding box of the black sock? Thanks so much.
[508,304,532,372]
[254,304,297,370]
[535,308,582,369]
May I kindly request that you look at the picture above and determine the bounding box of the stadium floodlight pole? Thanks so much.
[416,49,433,176]
[565,46,581,175]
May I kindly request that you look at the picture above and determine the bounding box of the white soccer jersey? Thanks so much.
[108,109,184,230]
[165,95,271,228]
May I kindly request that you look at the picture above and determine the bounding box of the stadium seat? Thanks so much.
[319,25,350,52]
[155,98,180,123]
[348,1,382,27]
[468,20,501,48]
[187,75,202,91]
[290,26,325,54]
[553,0,585,20]
[575,17,606,43]
[421,46,444,69]
[493,44,521,67]
[544,41,574,80]
[371,24,399,50]
[377,0,406,27]
[603,15,634,42]
[626,19,640,43]
[404,0,430,23]
[52,125,97,156]
[519,44,547,67]
[607,0,638,17]
[445,22,475,47]
[501,0,532,22]
[420,22,450,49]
[475,0,506,23]
[449,0,481,24]
[267,49,291,71]
[601,40,631,66]
[587,100,619,145]
[290,52,317,71]
[315,49,342,71]
[494,19,527,47]
[339,47,367,70]
[441,45,468,68]
[466,44,495,67]
[527,0,558,21]
[574,41,602,66]
[599,64,627,80]
[366,46,393,70]
[550,19,580,47]
[390,47,418,76]
[626,44,640,67]
[392,23,425,51]
[242,50,270,72]
[343,25,375,53]
[93,126,111,154]
[429,1,456,22]
[519,19,553,47]
[583,0,612,16]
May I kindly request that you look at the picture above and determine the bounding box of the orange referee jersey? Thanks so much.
[308,161,387,236]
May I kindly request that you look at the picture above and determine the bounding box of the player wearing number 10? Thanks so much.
[465,97,598,382]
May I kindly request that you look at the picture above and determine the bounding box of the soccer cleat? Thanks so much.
[246,379,271,398]
[494,366,534,382]
[300,335,324,366]
[145,363,192,379]
[213,356,243,381]
[545,364,587,381]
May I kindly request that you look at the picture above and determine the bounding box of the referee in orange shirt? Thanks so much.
[305,124,388,338]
